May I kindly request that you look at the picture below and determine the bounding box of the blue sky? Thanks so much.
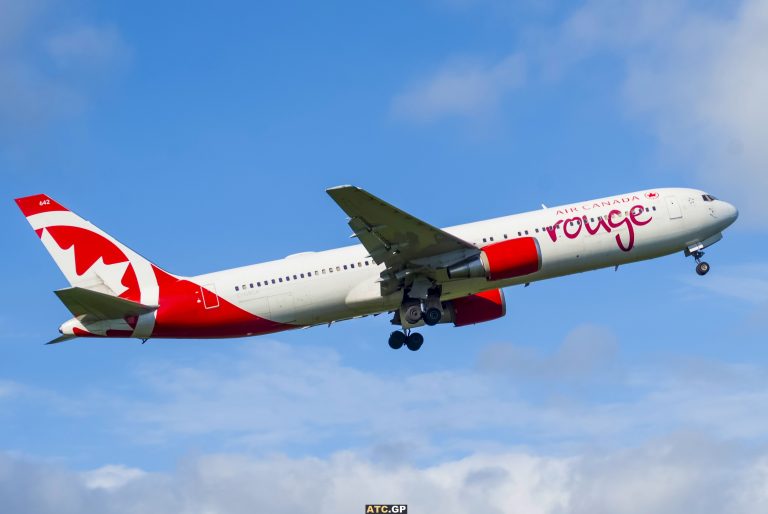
[2,0,768,512]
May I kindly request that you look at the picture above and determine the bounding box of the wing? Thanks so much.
[326,186,479,294]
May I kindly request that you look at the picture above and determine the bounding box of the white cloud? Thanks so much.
[477,324,618,381]
[391,54,526,122]
[46,25,128,71]
[5,332,768,511]
[559,0,768,226]
[2,435,768,514]
[81,465,146,491]
[0,380,20,398]
[679,262,768,303]
[396,0,768,225]
[0,0,128,143]
[53,333,757,453]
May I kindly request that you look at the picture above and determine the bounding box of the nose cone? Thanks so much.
[720,201,739,226]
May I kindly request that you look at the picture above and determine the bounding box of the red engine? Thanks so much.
[450,289,506,327]
[447,237,541,281]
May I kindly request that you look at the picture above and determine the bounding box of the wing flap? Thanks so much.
[54,287,158,320]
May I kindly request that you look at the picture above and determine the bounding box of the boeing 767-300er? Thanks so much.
[15,186,738,350]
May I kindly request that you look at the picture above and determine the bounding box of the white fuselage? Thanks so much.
[192,188,738,329]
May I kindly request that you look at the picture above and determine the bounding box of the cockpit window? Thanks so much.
[702,194,717,202]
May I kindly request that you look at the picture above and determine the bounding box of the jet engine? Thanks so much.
[447,237,541,281]
[448,289,506,327]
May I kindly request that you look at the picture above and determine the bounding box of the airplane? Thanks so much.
[15,186,738,350]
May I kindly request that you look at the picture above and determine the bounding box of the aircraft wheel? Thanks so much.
[388,331,406,350]
[403,304,423,324]
[696,261,710,276]
[406,332,424,351]
[423,307,442,326]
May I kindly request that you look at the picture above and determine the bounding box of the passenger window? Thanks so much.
[482,238,487,243]
[358,262,362,267]
[235,286,239,291]
[336,266,341,272]
[343,265,348,270]
[350,263,355,269]
[322,269,326,274]
[517,231,522,236]
[271,279,276,284]
[279,278,283,283]
[365,261,369,266]
[503,234,507,239]
[535,228,539,233]
[293,275,297,280]
[286,276,290,281]
[490,236,494,242]
[250,283,254,289]
[652,206,656,211]
[257,282,261,287]
[525,230,529,235]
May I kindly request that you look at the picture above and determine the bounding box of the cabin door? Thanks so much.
[666,196,683,219]
[201,284,220,309]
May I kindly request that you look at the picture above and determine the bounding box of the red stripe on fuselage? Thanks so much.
[151,266,294,338]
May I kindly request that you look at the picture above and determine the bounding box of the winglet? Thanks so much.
[46,334,77,345]
[326,185,356,193]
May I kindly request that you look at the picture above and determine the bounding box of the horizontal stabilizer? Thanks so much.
[54,287,157,320]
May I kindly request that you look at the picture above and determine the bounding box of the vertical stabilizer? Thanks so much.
[15,194,169,338]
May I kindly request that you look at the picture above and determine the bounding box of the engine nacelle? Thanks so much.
[447,237,541,281]
[449,289,506,327]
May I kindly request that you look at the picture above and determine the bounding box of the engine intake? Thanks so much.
[447,237,541,281]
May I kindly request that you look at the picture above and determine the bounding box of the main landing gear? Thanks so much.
[388,284,443,352]
[388,330,424,351]
[691,250,710,276]
[423,307,442,326]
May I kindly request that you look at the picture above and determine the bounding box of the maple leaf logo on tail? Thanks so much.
[41,226,140,301]
[14,194,168,307]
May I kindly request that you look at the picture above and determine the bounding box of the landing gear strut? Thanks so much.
[388,330,424,351]
[692,250,710,276]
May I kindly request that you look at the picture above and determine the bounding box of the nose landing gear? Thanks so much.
[692,250,710,276]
